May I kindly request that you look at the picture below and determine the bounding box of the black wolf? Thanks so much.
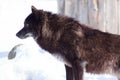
[16,6,120,80]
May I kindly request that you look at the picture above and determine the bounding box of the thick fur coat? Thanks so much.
[16,6,120,80]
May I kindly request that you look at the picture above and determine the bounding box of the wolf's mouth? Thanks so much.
[16,32,32,39]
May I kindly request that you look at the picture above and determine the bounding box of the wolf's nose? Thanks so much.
[16,32,20,38]
[16,33,19,37]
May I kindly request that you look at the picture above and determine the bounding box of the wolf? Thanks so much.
[16,6,120,80]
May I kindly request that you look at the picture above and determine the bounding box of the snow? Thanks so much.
[0,43,117,80]
[0,43,65,80]
[0,0,118,80]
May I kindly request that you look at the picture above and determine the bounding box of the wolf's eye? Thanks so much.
[25,24,29,27]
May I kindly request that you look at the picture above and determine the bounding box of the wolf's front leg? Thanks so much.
[65,65,74,80]
[72,60,84,80]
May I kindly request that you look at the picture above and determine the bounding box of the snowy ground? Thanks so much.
[0,0,118,80]
[0,43,117,80]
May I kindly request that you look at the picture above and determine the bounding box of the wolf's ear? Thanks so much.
[31,6,44,15]
[31,6,38,13]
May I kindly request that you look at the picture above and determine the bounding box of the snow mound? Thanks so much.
[0,44,65,80]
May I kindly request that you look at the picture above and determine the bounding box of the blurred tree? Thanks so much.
[57,0,120,34]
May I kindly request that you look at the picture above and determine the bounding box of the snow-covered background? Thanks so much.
[0,0,118,80]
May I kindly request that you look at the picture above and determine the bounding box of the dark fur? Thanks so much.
[16,6,120,80]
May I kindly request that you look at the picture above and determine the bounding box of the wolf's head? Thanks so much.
[16,6,45,39]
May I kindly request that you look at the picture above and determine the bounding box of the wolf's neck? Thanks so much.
[36,36,58,53]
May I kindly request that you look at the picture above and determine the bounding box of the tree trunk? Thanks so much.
[57,0,120,34]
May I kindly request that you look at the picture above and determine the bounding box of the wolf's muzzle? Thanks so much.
[16,31,26,39]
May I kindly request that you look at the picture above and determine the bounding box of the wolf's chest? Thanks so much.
[52,53,72,67]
